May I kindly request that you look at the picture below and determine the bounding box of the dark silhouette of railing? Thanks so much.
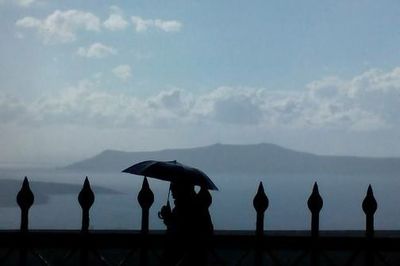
[0,176,399,265]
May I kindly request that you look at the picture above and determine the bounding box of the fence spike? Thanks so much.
[362,184,377,238]
[16,177,34,232]
[253,182,269,235]
[137,177,154,234]
[308,182,323,237]
[78,177,95,233]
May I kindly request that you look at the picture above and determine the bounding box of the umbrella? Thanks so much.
[122,160,218,190]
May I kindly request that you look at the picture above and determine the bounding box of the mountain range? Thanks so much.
[65,143,400,175]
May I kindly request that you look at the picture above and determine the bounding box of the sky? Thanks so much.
[1,0,400,166]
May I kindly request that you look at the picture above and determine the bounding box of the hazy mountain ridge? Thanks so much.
[65,143,400,175]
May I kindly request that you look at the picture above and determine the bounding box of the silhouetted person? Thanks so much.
[159,182,213,265]
[194,186,214,236]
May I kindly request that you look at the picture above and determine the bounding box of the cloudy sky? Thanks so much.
[1,0,400,166]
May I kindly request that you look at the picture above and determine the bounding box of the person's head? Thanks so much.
[170,182,195,201]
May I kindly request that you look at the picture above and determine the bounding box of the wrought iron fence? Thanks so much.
[0,176,399,265]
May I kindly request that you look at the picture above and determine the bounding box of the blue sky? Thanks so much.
[1,0,400,165]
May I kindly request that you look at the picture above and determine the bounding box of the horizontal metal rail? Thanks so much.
[0,230,399,250]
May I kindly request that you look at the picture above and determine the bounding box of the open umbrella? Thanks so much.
[122,160,218,190]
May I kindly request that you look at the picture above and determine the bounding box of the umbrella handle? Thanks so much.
[158,185,172,220]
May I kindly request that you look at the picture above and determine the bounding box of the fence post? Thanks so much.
[78,177,95,233]
[16,177,34,266]
[362,185,377,238]
[253,182,269,266]
[307,182,323,266]
[362,185,377,266]
[137,177,154,234]
[17,177,34,232]
[307,182,323,238]
[78,177,95,266]
[253,182,269,236]
[137,177,154,266]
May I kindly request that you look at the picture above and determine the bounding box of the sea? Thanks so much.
[0,167,399,231]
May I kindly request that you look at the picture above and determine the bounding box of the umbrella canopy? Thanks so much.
[122,160,218,190]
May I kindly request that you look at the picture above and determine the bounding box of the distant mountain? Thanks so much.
[65,143,400,175]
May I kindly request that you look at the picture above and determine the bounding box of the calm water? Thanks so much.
[0,168,399,230]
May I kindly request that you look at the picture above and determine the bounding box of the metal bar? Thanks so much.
[0,231,400,251]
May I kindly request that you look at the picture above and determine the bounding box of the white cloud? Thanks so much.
[2,67,400,132]
[103,6,128,31]
[303,68,400,130]
[0,0,40,7]
[112,65,132,80]
[16,9,101,44]
[131,16,153,32]
[30,81,138,126]
[77,42,117,58]
[154,19,182,32]
[131,16,182,32]
[15,0,35,7]
[4,68,400,163]
[192,87,264,125]
[104,14,128,31]
[16,16,41,28]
